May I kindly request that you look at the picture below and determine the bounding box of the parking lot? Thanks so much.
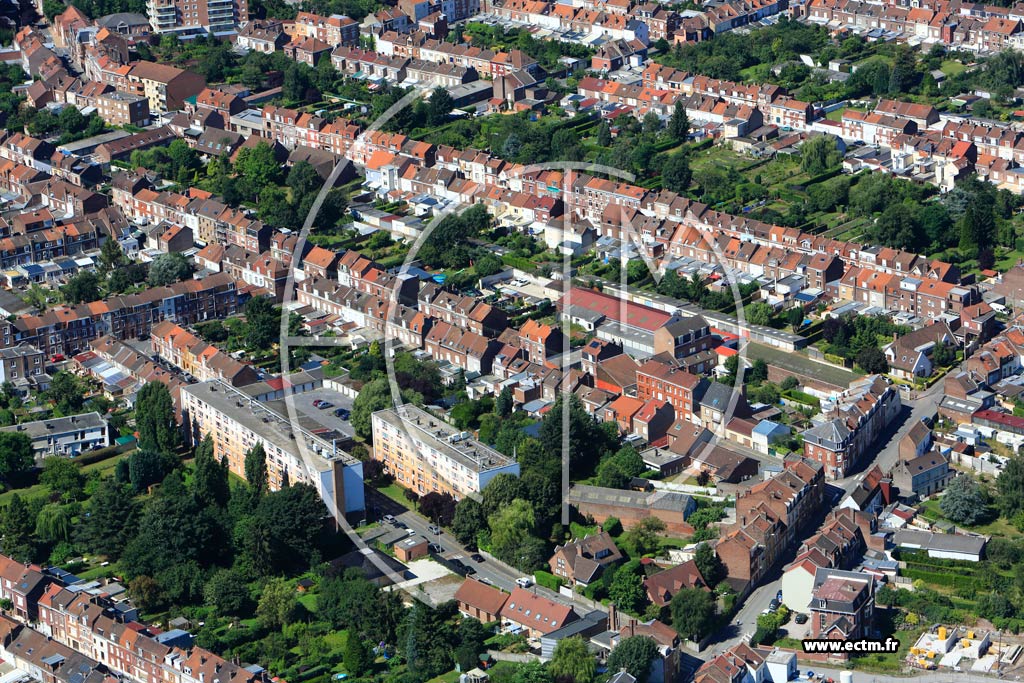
[283,387,356,438]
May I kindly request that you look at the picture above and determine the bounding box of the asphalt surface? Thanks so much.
[363,490,586,607]
[707,377,947,655]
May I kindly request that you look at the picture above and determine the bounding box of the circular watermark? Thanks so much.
[277,91,749,597]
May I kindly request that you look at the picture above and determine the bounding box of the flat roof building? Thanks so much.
[370,404,519,499]
[180,379,364,519]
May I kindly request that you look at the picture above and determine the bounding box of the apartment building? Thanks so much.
[0,343,45,384]
[0,412,110,458]
[150,320,260,386]
[808,568,875,643]
[120,62,206,112]
[147,0,248,35]
[370,404,519,499]
[96,91,150,127]
[180,379,365,519]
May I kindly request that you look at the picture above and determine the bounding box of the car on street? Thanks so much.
[470,553,484,562]
[776,590,783,602]
[429,543,443,553]
[795,613,808,624]
[383,515,396,524]
[427,525,441,535]
[407,528,416,536]
[515,577,533,588]
[769,599,780,611]
[805,672,815,680]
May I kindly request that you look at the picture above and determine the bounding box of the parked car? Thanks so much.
[382,515,396,524]
[795,613,808,624]
[769,599,780,611]
[776,590,783,602]
[334,407,350,418]
[427,525,441,535]
[515,577,533,588]
[429,543,443,554]
[319,402,334,410]
[312,399,324,407]
[470,553,484,562]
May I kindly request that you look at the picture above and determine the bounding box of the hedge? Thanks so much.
[534,570,564,592]
[901,567,984,591]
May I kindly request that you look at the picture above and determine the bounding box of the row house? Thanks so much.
[840,110,916,147]
[235,19,288,52]
[0,133,56,172]
[424,321,498,375]
[417,40,539,78]
[150,320,259,386]
[803,375,901,479]
[418,283,508,335]
[717,457,823,588]
[0,273,238,359]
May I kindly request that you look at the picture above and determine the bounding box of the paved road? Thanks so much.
[708,376,948,655]
[365,490,583,608]
[834,376,947,495]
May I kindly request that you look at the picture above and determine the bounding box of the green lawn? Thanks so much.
[940,59,966,76]
[0,451,125,507]
[375,483,416,510]
[919,496,1020,538]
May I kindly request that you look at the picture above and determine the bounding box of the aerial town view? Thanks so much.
[8,0,1024,680]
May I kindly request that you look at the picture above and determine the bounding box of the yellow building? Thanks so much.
[371,404,519,499]
[181,379,364,519]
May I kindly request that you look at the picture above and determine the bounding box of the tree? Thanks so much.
[940,475,989,526]
[0,433,34,482]
[662,153,692,194]
[234,141,284,198]
[452,497,486,547]
[669,588,717,641]
[35,503,73,543]
[419,491,456,526]
[800,135,841,175]
[623,517,666,556]
[786,307,804,332]
[204,568,252,616]
[244,443,269,498]
[998,455,1024,518]
[488,498,535,568]
[538,396,616,477]
[148,252,193,287]
[286,161,322,203]
[128,450,173,493]
[855,346,889,374]
[427,86,454,126]
[135,382,179,454]
[256,577,300,629]
[40,457,85,502]
[244,296,279,350]
[668,100,689,143]
[608,561,647,614]
[745,302,773,327]
[694,543,725,586]
[549,637,596,683]
[344,632,374,676]
[62,271,101,304]
[78,478,138,559]
[454,617,490,672]
[192,435,229,507]
[496,386,513,418]
[351,377,392,440]
[1,495,34,561]
[597,121,612,147]
[606,636,659,683]
[46,371,85,415]
[98,237,127,276]
[597,446,646,489]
